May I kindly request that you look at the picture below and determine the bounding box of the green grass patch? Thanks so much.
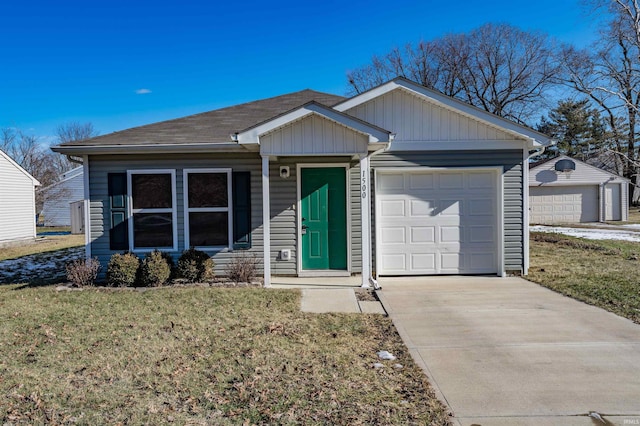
[0,234,84,261]
[528,232,640,324]
[0,286,451,424]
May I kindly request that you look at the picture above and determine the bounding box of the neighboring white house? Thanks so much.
[529,155,629,224]
[40,166,84,227]
[0,149,40,244]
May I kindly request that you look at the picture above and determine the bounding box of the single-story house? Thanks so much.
[40,166,84,228]
[0,149,40,245]
[52,77,551,286]
[529,155,629,224]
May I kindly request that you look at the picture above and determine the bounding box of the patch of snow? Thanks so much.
[377,350,397,360]
[0,247,85,284]
[622,224,640,230]
[372,363,384,369]
[531,225,640,242]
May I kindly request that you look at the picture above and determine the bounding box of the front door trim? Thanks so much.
[296,163,351,275]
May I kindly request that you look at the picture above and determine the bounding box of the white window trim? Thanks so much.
[127,169,178,252]
[183,168,233,250]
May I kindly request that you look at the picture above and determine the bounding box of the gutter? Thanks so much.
[51,142,250,156]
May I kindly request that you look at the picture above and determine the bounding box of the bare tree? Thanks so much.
[347,23,558,124]
[558,1,640,201]
[1,123,98,212]
[50,122,98,173]
[56,121,97,144]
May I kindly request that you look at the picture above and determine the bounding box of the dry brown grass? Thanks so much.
[528,232,640,324]
[0,286,451,425]
[0,234,84,261]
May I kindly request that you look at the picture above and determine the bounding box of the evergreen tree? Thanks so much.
[536,99,606,160]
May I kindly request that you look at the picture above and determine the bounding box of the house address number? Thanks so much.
[361,170,367,199]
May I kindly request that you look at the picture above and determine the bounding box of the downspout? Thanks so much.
[366,134,395,290]
[523,142,550,275]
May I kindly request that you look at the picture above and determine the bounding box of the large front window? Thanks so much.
[184,169,232,249]
[128,170,177,251]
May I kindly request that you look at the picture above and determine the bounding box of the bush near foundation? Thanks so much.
[138,250,174,287]
[226,251,260,283]
[177,248,215,283]
[107,252,140,287]
[66,257,101,287]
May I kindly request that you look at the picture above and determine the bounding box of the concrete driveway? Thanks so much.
[377,276,640,426]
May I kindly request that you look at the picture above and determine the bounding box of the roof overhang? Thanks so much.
[51,142,250,156]
[334,77,552,149]
[234,101,393,145]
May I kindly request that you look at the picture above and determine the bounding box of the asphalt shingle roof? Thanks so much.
[60,89,346,147]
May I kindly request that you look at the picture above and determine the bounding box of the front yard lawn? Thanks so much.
[528,232,640,324]
[0,233,84,261]
[0,286,451,425]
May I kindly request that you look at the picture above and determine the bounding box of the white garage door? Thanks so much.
[376,169,499,275]
[529,186,598,224]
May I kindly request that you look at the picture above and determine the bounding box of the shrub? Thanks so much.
[107,252,140,287]
[139,250,173,287]
[66,257,101,287]
[226,251,260,283]
[177,248,215,283]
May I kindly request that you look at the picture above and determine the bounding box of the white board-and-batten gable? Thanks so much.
[260,113,371,156]
[334,78,551,150]
[529,155,629,187]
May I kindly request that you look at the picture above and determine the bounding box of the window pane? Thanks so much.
[132,174,172,209]
[189,212,228,247]
[133,213,173,248]
[188,173,228,208]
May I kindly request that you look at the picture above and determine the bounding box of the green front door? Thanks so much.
[300,167,347,270]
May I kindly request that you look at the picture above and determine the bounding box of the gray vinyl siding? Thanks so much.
[268,157,362,276]
[88,154,263,277]
[371,150,524,273]
[88,153,363,278]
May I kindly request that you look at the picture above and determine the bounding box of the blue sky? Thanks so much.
[0,0,602,142]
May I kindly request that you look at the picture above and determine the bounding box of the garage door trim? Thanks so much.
[374,166,504,277]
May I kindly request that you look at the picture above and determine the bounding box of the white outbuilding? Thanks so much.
[529,155,629,224]
[0,149,40,244]
[40,166,84,227]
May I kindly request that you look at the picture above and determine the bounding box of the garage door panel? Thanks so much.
[530,185,598,224]
[468,172,495,188]
[380,226,406,244]
[409,174,434,189]
[411,253,436,272]
[380,199,405,217]
[377,170,498,275]
[410,199,434,216]
[411,227,435,243]
[439,173,464,189]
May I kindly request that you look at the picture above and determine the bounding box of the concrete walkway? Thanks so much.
[377,276,640,426]
[297,288,386,314]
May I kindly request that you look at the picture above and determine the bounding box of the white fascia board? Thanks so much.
[0,149,40,185]
[388,140,526,151]
[51,142,248,156]
[236,103,392,144]
[335,78,551,148]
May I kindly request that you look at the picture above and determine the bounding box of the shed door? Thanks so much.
[376,169,498,275]
[529,185,599,224]
[605,184,621,221]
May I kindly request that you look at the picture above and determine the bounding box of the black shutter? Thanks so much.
[232,171,251,249]
[108,173,129,251]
